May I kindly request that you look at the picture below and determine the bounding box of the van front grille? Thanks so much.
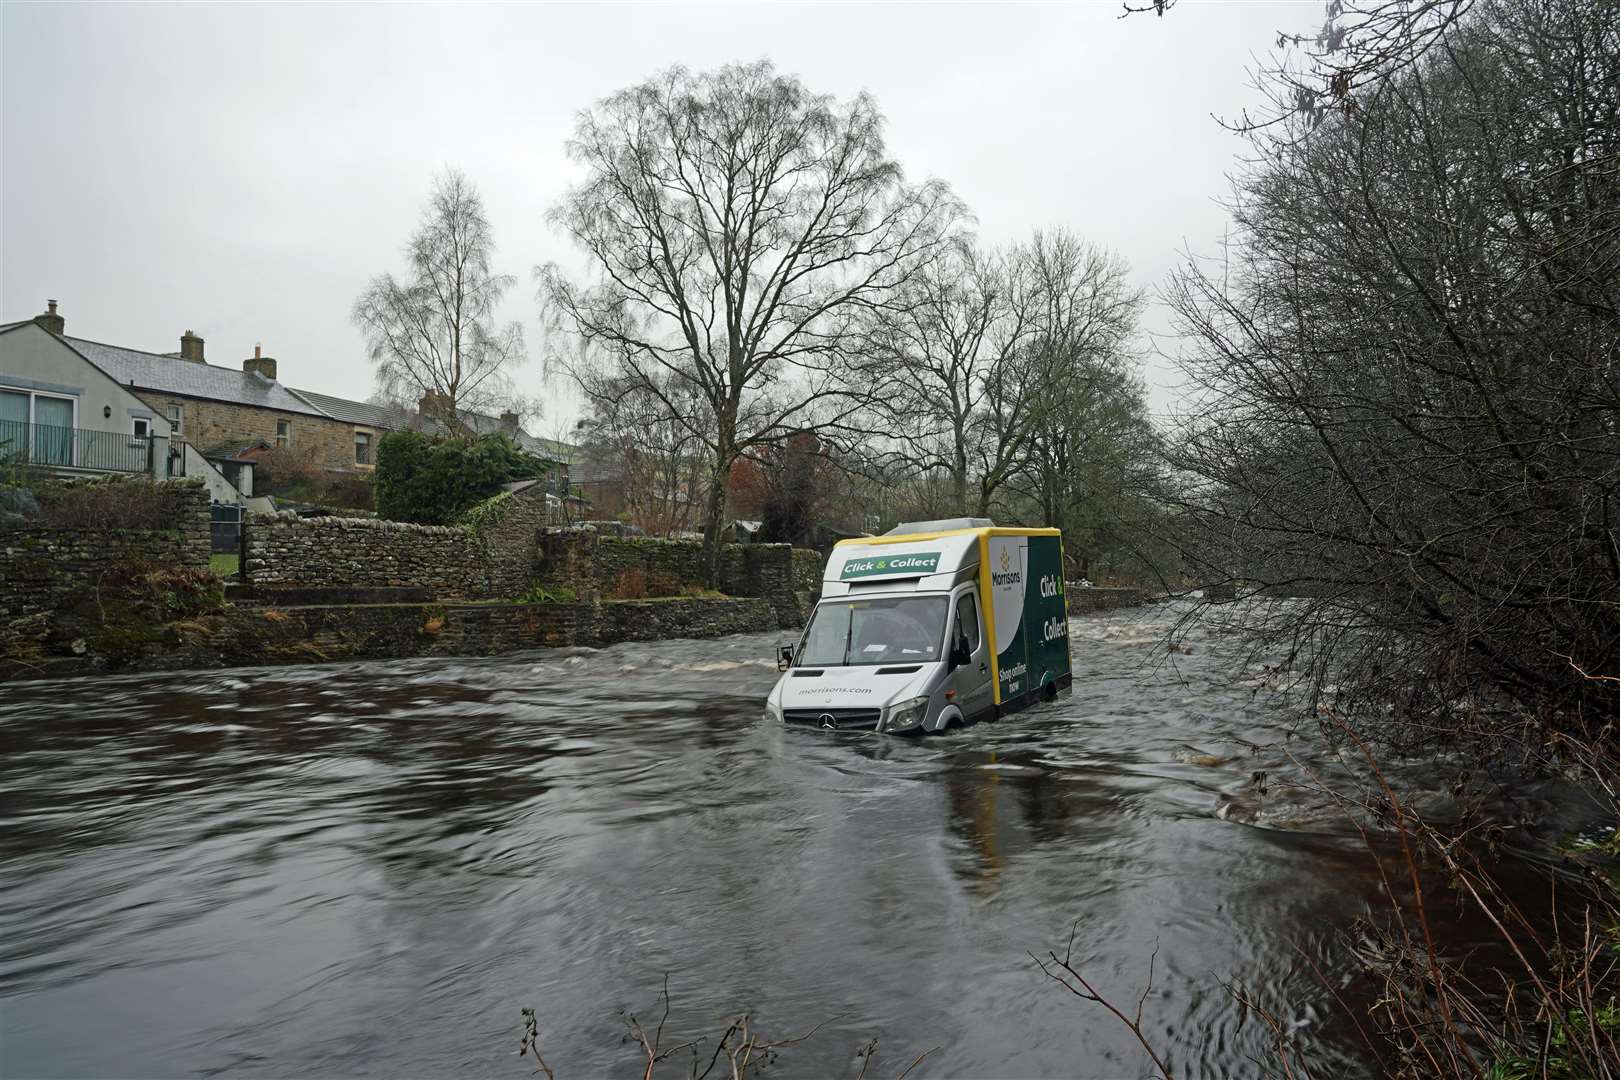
[783,707,882,730]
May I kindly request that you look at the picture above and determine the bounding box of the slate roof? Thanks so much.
[63,336,327,417]
[287,388,397,428]
[288,383,582,464]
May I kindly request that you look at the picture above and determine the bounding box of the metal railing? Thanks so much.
[0,418,154,474]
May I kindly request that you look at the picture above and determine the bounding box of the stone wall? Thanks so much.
[245,487,549,599]
[0,480,211,627]
[1,595,778,680]
[792,548,824,600]
[542,533,814,628]
[247,514,485,595]
[593,597,775,645]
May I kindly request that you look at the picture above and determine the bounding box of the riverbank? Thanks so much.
[2,586,1159,681]
[0,595,779,681]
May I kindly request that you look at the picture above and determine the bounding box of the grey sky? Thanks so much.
[3,0,1318,431]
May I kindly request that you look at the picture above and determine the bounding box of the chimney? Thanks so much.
[179,329,205,362]
[499,410,520,433]
[33,300,64,336]
[242,342,277,381]
[418,390,451,419]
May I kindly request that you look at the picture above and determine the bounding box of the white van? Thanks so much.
[766,519,1073,733]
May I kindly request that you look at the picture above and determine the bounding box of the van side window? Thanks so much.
[955,593,980,653]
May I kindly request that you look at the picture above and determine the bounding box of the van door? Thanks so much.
[947,589,993,722]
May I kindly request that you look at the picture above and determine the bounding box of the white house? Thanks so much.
[0,312,175,481]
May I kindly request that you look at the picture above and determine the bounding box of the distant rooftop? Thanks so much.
[287,388,398,428]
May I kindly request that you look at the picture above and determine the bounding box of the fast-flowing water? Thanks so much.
[0,602,1562,1078]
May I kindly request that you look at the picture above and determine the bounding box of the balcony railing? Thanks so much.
[0,418,155,474]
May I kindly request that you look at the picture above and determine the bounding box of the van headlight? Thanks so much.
[885,696,930,731]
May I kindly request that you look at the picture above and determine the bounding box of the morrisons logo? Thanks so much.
[841,552,942,580]
[991,545,1021,587]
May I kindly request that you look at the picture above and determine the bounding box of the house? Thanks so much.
[1,309,175,481]
[3,301,582,506]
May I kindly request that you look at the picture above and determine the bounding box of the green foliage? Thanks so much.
[209,553,240,578]
[519,583,577,604]
[460,490,513,532]
[373,431,548,525]
[1486,998,1620,1080]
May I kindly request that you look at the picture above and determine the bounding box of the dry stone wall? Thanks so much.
[0,481,211,626]
[541,533,816,628]
[245,487,549,599]
[247,514,485,595]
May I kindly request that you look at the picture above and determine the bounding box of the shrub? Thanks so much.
[115,564,225,622]
[255,445,373,511]
[520,583,577,604]
[25,477,185,530]
[374,431,549,525]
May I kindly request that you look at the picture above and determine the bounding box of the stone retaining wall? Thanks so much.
[593,597,775,645]
[1,595,778,680]
[0,481,211,626]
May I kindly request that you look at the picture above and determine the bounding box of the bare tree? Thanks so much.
[1126,0,1475,135]
[1015,230,1145,528]
[353,168,527,425]
[541,60,962,584]
[572,371,709,536]
[1166,0,1620,748]
[866,242,1036,516]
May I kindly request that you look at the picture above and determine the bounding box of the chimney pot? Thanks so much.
[179,329,205,363]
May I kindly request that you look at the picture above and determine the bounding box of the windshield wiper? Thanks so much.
[842,610,854,666]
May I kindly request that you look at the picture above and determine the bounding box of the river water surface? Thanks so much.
[0,602,1548,1078]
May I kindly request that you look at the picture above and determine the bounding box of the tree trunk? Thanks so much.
[699,451,732,589]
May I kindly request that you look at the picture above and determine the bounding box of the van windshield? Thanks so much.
[799,596,949,667]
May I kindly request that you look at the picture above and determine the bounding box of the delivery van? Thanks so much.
[766,519,1072,733]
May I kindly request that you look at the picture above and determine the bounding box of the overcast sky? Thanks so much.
[2,0,1319,432]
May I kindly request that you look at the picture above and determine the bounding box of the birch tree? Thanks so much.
[353,168,526,425]
[541,60,961,584]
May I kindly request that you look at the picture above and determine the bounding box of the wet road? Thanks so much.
[0,602,1522,1077]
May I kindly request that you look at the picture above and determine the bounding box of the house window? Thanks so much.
[275,419,289,447]
[132,417,151,439]
[166,403,182,437]
[354,431,371,465]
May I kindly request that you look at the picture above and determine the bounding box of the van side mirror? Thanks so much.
[950,640,971,669]
[777,644,795,672]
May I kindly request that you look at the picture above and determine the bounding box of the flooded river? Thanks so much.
[0,602,1549,1077]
